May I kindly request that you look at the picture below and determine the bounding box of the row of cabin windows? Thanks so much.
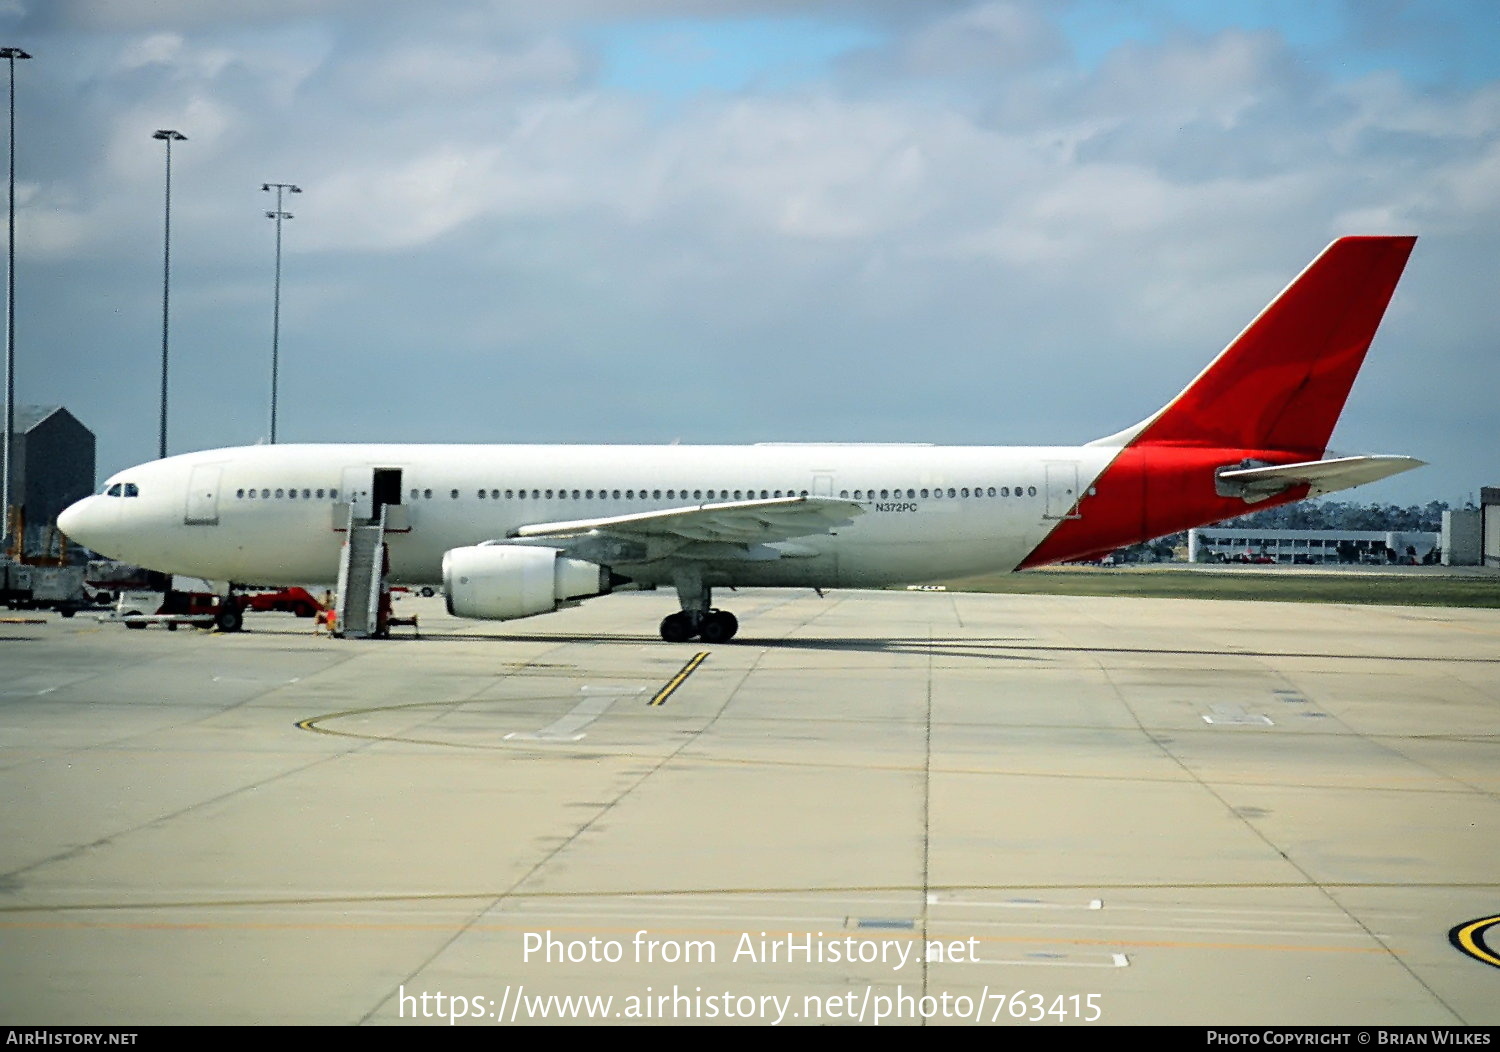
[450,488,809,502]
[232,484,1042,503]
[844,486,1038,500]
[422,486,1040,501]
[235,488,339,500]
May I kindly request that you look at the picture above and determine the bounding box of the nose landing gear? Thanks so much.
[215,594,244,633]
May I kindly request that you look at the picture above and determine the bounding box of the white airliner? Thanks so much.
[59,236,1422,642]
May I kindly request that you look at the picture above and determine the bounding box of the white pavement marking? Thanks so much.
[505,686,645,742]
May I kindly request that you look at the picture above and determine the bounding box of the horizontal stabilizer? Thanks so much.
[1214,455,1425,502]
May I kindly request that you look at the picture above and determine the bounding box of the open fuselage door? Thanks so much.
[372,467,403,514]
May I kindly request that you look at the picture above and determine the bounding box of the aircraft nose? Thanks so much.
[57,496,100,548]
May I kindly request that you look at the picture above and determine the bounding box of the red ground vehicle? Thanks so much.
[240,587,323,618]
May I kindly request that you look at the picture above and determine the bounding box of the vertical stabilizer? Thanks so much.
[1105,236,1416,456]
[1028,236,1418,569]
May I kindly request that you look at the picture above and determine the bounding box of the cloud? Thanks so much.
[4,1,1495,506]
[883,0,1068,78]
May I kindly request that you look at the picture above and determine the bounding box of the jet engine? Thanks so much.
[442,544,622,621]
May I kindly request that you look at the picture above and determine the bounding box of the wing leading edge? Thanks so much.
[498,495,865,564]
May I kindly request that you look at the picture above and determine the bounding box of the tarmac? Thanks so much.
[0,587,1496,1026]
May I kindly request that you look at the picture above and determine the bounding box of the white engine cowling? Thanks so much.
[442,545,616,621]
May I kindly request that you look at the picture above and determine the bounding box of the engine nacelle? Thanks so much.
[442,545,619,621]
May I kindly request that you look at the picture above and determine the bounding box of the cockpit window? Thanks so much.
[123,483,139,498]
[106,483,121,497]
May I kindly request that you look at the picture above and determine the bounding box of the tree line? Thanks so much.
[1211,499,1454,533]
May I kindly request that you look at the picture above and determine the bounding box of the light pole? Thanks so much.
[261,182,300,444]
[1,47,29,555]
[153,129,185,461]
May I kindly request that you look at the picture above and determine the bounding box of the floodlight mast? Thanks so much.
[1,46,30,554]
[261,182,301,444]
[153,129,186,460]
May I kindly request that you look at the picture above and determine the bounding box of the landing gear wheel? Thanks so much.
[698,610,738,644]
[215,601,244,634]
[659,612,697,642]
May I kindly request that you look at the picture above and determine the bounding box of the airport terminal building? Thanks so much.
[1186,527,1439,564]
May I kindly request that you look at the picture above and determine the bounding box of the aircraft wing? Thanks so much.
[1215,455,1425,501]
[502,495,864,560]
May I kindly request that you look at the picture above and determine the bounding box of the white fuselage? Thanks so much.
[62,443,1118,588]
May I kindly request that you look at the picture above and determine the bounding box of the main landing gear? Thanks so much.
[659,609,738,643]
[659,569,739,643]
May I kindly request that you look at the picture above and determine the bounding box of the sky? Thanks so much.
[3,0,1497,507]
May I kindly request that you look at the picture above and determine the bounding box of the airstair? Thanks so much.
[334,503,387,638]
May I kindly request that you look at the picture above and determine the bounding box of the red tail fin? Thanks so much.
[1126,236,1416,457]
[1022,236,1418,569]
